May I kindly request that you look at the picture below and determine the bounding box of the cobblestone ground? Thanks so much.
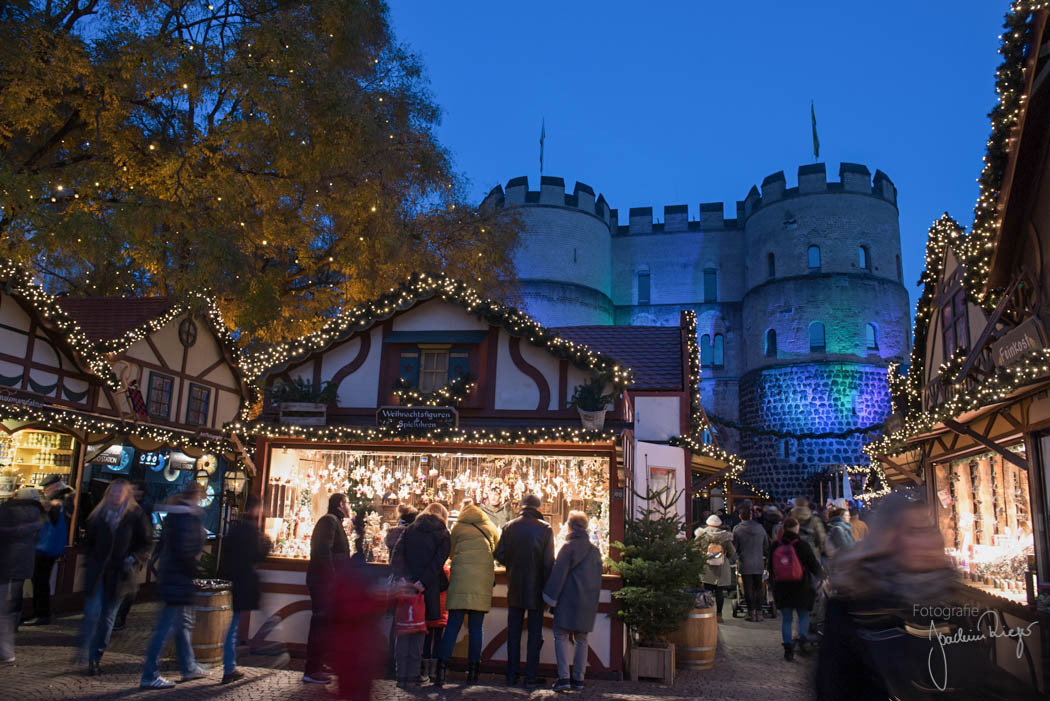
[0,603,815,700]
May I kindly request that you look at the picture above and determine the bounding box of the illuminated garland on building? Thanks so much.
[233,419,619,447]
[242,273,634,391]
[392,375,476,407]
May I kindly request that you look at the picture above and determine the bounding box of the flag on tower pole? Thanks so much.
[539,118,546,175]
[811,101,820,162]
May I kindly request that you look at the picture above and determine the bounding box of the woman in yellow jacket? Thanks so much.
[434,500,499,685]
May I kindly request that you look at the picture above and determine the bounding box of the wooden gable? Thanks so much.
[923,247,987,391]
[0,290,101,411]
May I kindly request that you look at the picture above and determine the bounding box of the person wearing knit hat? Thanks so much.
[696,513,736,621]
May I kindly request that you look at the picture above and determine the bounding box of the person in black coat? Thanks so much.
[220,495,271,684]
[390,502,450,686]
[0,487,44,663]
[76,478,151,675]
[768,517,822,661]
[303,492,351,685]
[140,482,207,689]
[111,480,152,631]
[24,475,73,627]
[495,494,554,686]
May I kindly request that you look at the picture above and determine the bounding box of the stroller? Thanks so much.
[731,566,777,619]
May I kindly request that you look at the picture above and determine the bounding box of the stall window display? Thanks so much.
[0,429,76,497]
[935,445,1033,603]
[265,447,611,561]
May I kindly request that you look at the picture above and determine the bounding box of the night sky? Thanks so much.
[389,1,1009,312]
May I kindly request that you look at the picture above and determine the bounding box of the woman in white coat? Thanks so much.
[696,514,736,622]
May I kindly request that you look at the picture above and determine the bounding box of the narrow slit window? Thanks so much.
[809,322,826,353]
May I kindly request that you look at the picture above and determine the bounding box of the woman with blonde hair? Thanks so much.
[434,499,499,685]
[77,478,151,675]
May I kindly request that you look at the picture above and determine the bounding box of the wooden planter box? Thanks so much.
[628,641,675,684]
[278,402,327,426]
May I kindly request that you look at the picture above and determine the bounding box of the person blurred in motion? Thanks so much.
[220,495,271,684]
[383,503,417,677]
[768,517,822,661]
[112,480,153,631]
[24,476,73,627]
[328,558,388,700]
[390,502,450,686]
[303,492,351,685]
[495,493,554,687]
[436,499,499,686]
[849,505,868,542]
[825,504,855,560]
[789,497,827,555]
[695,514,736,622]
[0,486,44,663]
[760,504,783,540]
[732,505,769,622]
[78,478,151,676]
[543,511,602,692]
[816,494,1041,700]
[140,481,207,688]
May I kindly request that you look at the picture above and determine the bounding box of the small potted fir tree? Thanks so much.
[609,485,706,684]
[268,377,338,426]
[569,372,616,430]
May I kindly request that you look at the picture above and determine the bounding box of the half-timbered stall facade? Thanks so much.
[238,274,723,678]
[0,260,253,606]
[865,5,1050,692]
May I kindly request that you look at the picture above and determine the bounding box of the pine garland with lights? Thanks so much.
[393,374,476,407]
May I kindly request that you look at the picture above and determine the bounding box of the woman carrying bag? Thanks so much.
[434,500,499,686]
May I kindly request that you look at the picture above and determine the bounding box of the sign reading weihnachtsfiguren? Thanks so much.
[991,317,1046,368]
[377,406,458,430]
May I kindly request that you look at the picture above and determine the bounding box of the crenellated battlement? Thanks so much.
[481,175,612,227]
[741,163,897,218]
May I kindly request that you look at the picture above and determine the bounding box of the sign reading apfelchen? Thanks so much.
[377,406,458,430]
[991,317,1046,368]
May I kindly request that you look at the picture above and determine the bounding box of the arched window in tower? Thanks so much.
[703,268,718,302]
[767,252,775,279]
[859,245,871,271]
[808,245,821,270]
[809,322,826,353]
[700,334,711,366]
[866,323,878,351]
[764,329,777,357]
[712,334,725,369]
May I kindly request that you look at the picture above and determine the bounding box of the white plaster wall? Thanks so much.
[516,339,561,411]
[320,336,361,379]
[391,300,489,332]
[337,328,383,408]
[494,331,539,410]
[633,441,687,521]
[633,396,681,442]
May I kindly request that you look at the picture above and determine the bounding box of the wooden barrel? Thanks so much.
[192,586,233,666]
[668,605,717,670]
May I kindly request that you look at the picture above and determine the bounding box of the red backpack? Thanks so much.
[772,538,804,583]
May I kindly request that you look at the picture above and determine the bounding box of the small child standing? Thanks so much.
[394,580,427,688]
[422,563,450,682]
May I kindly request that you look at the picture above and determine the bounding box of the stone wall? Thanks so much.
[738,363,893,497]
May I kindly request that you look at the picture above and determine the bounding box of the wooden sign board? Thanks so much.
[377,406,458,430]
[991,317,1045,368]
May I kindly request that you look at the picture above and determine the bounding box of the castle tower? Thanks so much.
[483,176,614,326]
[738,163,911,497]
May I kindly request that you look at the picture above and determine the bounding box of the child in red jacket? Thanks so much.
[422,562,450,682]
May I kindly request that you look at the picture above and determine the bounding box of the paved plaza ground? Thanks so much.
[0,602,816,700]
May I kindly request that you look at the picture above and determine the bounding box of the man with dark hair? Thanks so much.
[495,494,554,687]
[303,493,350,685]
[733,505,769,622]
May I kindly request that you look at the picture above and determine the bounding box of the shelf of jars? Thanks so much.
[262,447,611,562]
[936,445,1033,604]
[0,429,76,497]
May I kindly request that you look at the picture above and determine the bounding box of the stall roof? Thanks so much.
[552,325,683,391]
[58,296,176,343]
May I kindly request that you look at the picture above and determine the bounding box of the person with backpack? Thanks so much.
[769,517,823,661]
[23,476,73,627]
[695,514,736,622]
[789,497,827,556]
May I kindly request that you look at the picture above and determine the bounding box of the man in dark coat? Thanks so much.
[24,475,73,627]
[220,495,271,684]
[112,480,153,631]
[768,517,823,660]
[140,482,207,689]
[0,487,44,663]
[303,492,351,685]
[732,506,769,622]
[495,493,554,686]
[542,511,602,691]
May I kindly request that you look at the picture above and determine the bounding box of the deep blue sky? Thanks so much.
[389,1,1008,310]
